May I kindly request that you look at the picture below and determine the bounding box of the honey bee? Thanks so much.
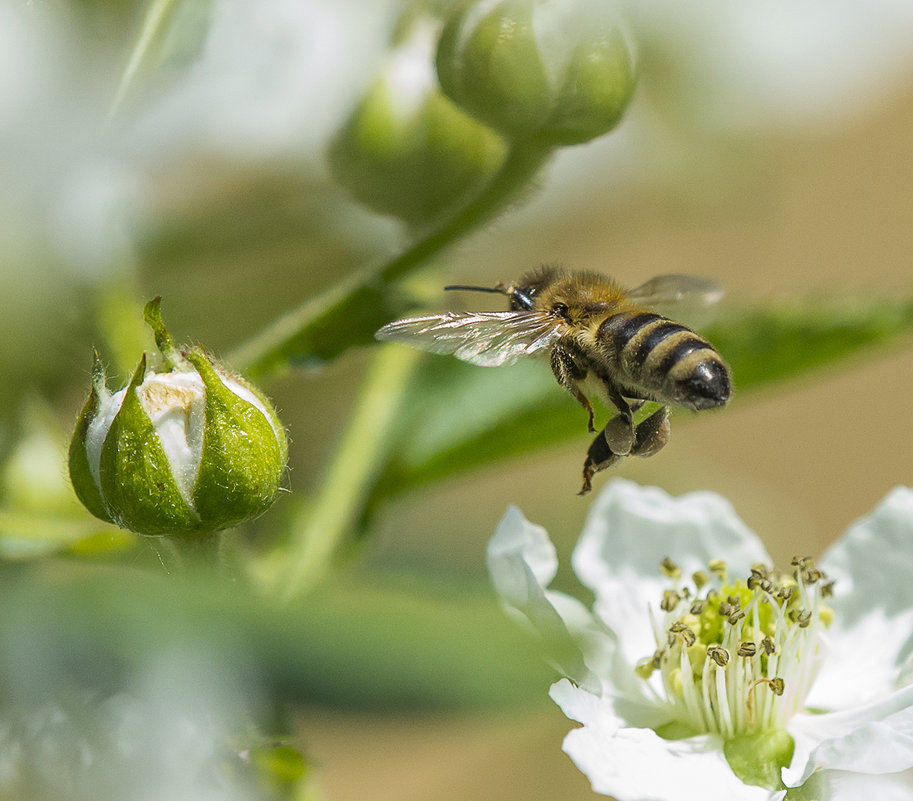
[375,266,731,494]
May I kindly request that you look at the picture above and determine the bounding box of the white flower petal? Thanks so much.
[487,506,601,687]
[488,506,681,707]
[809,487,913,707]
[488,506,558,591]
[821,487,913,624]
[808,608,913,711]
[824,769,913,801]
[549,680,770,801]
[786,685,913,787]
[572,479,770,667]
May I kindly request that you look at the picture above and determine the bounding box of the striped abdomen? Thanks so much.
[599,311,731,410]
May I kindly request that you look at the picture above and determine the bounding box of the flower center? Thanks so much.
[636,557,833,739]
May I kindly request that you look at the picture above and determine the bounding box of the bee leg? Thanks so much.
[550,346,595,433]
[630,406,671,458]
[579,431,622,496]
[601,381,635,455]
[578,408,671,495]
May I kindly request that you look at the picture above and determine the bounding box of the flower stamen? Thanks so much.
[641,556,833,738]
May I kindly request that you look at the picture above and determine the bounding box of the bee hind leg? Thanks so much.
[551,346,596,433]
[630,406,670,458]
[602,381,637,455]
[578,406,670,496]
[579,432,621,496]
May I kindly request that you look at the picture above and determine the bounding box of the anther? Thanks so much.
[661,589,681,612]
[737,642,757,658]
[707,645,730,667]
[708,559,727,580]
[750,563,770,579]
[692,570,709,590]
[660,557,680,579]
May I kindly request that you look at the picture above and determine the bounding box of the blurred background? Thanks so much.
[1,1,912,799]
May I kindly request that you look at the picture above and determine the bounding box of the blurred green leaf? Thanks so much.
[368,293,913,499]
[234,279,412,379]
[111,0,214,113]
[0,567,557,712]
[0,399,133,559]
[704,295,913,389]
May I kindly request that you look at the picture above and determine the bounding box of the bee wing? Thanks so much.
[375,311,563,367]
[627,274,725,306]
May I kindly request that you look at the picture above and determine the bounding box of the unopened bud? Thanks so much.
[435,0,636,146]
[329,18,506,227]
[68,299,288,537]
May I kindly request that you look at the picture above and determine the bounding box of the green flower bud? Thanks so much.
[436,0,637,146]
[68,299,288,537]
[328,18,506,227]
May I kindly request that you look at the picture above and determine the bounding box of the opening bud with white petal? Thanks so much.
[68,299,288,537]
[435,0,637,146]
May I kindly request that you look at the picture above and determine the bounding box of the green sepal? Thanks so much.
[98,355,200,536]
[143,296,181,367]
[231,372,289,470]
[723,728,794,790]
[328,74,507,227]
[436,0,550,140]
[67,353,113,524]
[544,26,636,146]
[185,349,286,530]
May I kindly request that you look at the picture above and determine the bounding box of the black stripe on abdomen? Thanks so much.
[629,321,693,367]
[656,335,713,374]
[600,312,663,352]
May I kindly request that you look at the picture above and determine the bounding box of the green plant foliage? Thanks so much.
[232,279,412,377]
[368,294,913,499]
[0,568,557,712]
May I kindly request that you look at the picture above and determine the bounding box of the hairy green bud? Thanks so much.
[69,299,288,537]
[436,0,637,146]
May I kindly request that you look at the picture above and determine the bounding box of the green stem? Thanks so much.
[228,140,554,376]
[144,529,223,575]
[277,344,423,601]
[109,0,177,116]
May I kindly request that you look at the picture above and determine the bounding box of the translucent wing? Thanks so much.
[627,274,724,306]
[375,311,563,367]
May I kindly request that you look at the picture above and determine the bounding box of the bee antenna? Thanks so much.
[443,284,508,295]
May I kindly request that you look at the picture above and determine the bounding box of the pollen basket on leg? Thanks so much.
[636,557,833,740]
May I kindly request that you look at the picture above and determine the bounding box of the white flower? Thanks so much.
[487,479,913,800]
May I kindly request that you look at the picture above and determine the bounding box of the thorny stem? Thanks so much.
[276,344,423,601]
[228,140,554,376]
